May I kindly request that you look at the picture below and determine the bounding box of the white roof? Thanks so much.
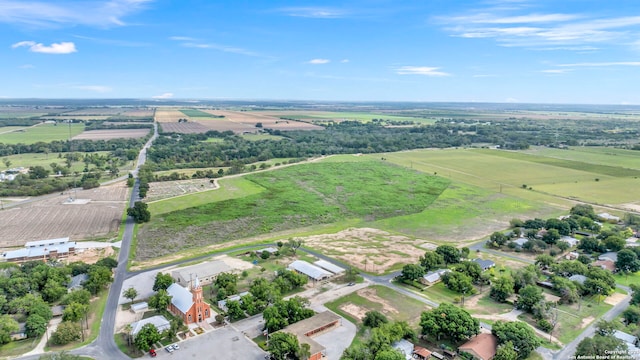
[598,213,620,221]
[3,242,76,260]
[130,302,148,312]
[392,339,414,360]
[25,237,70,248]
[131,315,171,336]
[423,269,451,283]
[614,330,637,348]
[513,238,529,246]
[313,260,345,274]
[166,283,193,314]
[171,260,232,282]
[568,275,587,284]
[288,260,332,280]
[560,236,579,246]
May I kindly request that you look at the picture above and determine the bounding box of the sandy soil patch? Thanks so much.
[204,110,323,131]
[146,178,219,202]
[340,303,367,321]
[159,122,211,134]
[357,288,399,314]
[73,129,150,140]
[604,293,627,306]
[621,203,640,212]
[214,254,254,271]
[543,293,561,303]
[66,246,115,264]
[302,228,427,274]
[580,316,595,328]
[155,109,189,122]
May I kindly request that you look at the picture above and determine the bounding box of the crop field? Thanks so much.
[158,122,210,133]
[192,117,256,133]
[204,110,323,131]
[154,109,188,122]
[40,116,112,121]
[521,146,640,170]
[0,183,129,247]
[136,160,449,260]
[179,109,221,117]
[261,110,435,124]
[72,129,150,140]
[121,109,154,117]
[0,123,84,144]
[145,178,219,202]
[378,148,640,209]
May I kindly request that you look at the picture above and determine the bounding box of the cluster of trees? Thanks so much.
[0,259,115,346]
[400,245,469,282]
[491,321,541,359]
[575,321,627,357]
[127,201,151,223]
[341,319,415,360]
[0,137,146,157]
[262,297,314,333]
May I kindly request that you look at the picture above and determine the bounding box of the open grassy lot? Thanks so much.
[240,133,286,141]
[521,146,640,170]
[148,177,266,215]
[1,151,133,174]
[136,160,449,260]
[613,271,640,286]
[379,148,640,208]
[325,285,430,327]
[0,123,84,144]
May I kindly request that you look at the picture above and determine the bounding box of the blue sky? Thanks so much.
[2,0,640,104]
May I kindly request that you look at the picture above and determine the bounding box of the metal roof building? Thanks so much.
[313,260,345,274]
[288,260,332,281]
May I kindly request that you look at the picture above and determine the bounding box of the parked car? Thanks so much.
[172,343,180,350]
[165,345,174,353]
[348,282,356,286]
[149,349,157,357]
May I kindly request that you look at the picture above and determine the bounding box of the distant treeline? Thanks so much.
[149,119,640,171]
[0,137,148,156]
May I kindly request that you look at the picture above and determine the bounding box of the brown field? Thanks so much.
[155,109,188,122]
[0,183,129,248]
[72,129,150,140]
[121,109,154,117]
[159,122,210,134]
[302,228,425,274]
[192,117,256,133]
[62,108,125,115]
[41,116,112,121]
[202,110,323,131]
[146,178,218,202]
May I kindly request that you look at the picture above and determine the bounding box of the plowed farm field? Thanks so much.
[159,122,210,133]
[203,110,323,131]
[73,129,150,140]
[0,183,129,248]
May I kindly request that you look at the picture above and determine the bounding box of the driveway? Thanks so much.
[312,317,356,360]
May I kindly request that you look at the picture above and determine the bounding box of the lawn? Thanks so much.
[137,161,450,260]
[0,123,84,144]
[614,271,640,287]
[521,146,640,170]
[0,337,41,357]
[240,133,286,141]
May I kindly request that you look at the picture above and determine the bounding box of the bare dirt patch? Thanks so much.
[146,178,218,202]
[158,122,210,134]
[204,110,323,131]
[580,316,595,328]
[72,129,150,140]
[604,293,627,306]
[0,183,128,248]
[303,228,426,274]
[339,303,367,321]
[66,246,115,264]
[357,288,400,315]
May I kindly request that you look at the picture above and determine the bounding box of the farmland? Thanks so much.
[73,128,150,140]
[0,123,85,144]
[263,110,435,125]
[0,182,129,247]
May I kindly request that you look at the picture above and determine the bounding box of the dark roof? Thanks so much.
[472,258,495,269]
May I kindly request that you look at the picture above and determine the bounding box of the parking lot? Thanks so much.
[148,327,266,360]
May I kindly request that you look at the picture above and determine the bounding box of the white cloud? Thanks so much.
[12,41,77,54]
[169,36,195,41]
[152,92,174,99]
[74,85,112,93]
[340,59,350,63]
[308,59,330,64]
[0,0,153,28]
[395,66,450,77]
[181,42,265,58]
[278,7,346,19]
[558,61,640,67]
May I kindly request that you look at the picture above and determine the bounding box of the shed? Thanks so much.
[130,315,171,337]
[391,339,414,360]
[130,302,149,313]
[421,269,451,285]
[313,260,345,275]
[288,260,332,281]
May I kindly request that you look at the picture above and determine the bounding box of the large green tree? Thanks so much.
[363,310,389,328]
[441,271,474,294]
[616,249,640,273]
[25,314,48,338]
[400,264,425,282]
[575,335,625,357]
[84,265,113,295]
[492,321,540,359]
[516,285,544,313]
[490,276,515,303]
[148,289,172,311]
[420,251,444,270]
[0,314,19,344]
[127,201,151,223]
[420,303,479,342]
[152,272,174,292]
[267,332,300,360]
[435,245,460,265]
[51,321,81,345]
[134,323,162,352]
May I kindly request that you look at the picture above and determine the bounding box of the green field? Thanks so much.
[179,109,221,117]
[137,160,450,260]
[0,123,84,144]
[378,148,640,207]
[240,133,286,141]
[521,146,640,170]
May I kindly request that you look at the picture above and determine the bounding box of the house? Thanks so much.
[217,291,249,312]
[10,322,27,341]
[598,252,618,262]
[288,260,332,281]
[472,258,496,271]
[391,339,414,360]
[313,259,346,275]
[511,238,529,248]
[274,311,342,360]
[68,273,88,291]
[598,213,621,222]
[51,305,65,317]
[559,236,579,247]
[413,346,432,360]
[593,259,616,272]
[458,333,498,360]
[421,269,451,286]
[613,330,639,349]
[166,276,212,324]
[171,259,234,286]
[568,274,587,285]
[2,237,76,263]
[130,315,171,338]
[565,251,580,260]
